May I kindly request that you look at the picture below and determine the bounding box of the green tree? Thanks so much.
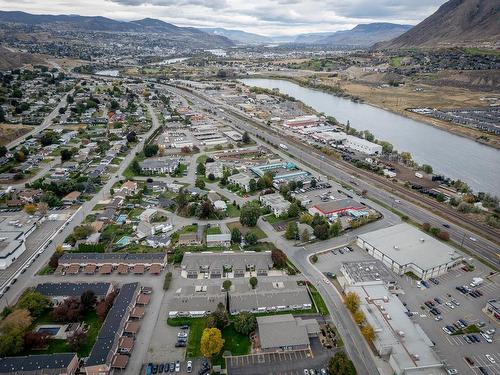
[231,228,242,244]
[301,228,310,242]
[314,223,329,240]
[287,202,300,218]
[284,221,298,240]
[197,162,206,176]
[422,164,433,174]
[80,290,97,312]
[60,148,72,162]
[249,179,257,192]
[143,144,159,157]
[240,201,261,227]
[17,291,50,317]
[195,177,206,189]
[222,280,232,291]
[244,232,258,245]
[329,220,342,237]
[328,351,357,375]
[249,276,258,289]
[311,254,318,263]
[242,131,251,144]
[207,303,229,330]
[233,312,257,335]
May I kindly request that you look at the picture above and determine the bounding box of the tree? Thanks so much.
[143,144,159,157]
[249,179,257,192]
[68,330,87,351]
[60,148,72,162]
[37,202,49,216]
[271,248,287,268]
[200,328,224,359]
[80,290,97,312]
[249,276,258,289]
[244,232,258,245]
[0,145,7,157]
[24,331,50,350]
[197,162,206,176]
[421,222,431,232]
[311,254,318,263]
[49,251,62,269]
[422,164,433,174]
[0,326,25,356]
[301,228,310,242]
[195,177,206,189]
[242,131,251,144]
[0,309,32,331]
[343,292,360,313]
[127,131,137,143]
[310,178,317,188]
[24,203,37,215]
[313,223,329,240]
[328,351,356,375]
[17,291,51,317]
[353,310,365,325]
[287,202,300,218]
[208,173,215,181]
[222,280,232,292]
[436,231,450,241]
[285,221,298,240]
[400,151,412,165]
[51,297,83,322]
[329,220,342,237]
[207,303,229,330]
[234,312,257,335]
[231,228,241,244]
[240,201,261,227]
[361,324,375,343]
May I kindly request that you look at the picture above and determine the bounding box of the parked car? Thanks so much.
[486,355,496,364]
[464,357,474,365]
[170,362,175,372]
[152,364,158,374]
[159,364,164,373]
[478,367,489,375]
[434,297,442,304]
[186,361,192,373]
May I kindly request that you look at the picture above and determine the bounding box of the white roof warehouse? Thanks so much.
[356,223,463,280]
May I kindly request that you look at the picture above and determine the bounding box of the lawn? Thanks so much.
[308,284,329,316]
[226,221,267,240]
[206,226,222,235]
[37,265,55,275]
[225,204,241,218]
[264,214,286,224]
[196,154,209,164]
[220,324,251,356]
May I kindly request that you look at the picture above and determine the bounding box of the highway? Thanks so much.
[6,88,76,150]
[0,103,161,310]
[165,84,499,269]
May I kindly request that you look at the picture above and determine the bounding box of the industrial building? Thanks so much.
[250,162,310,183]
[345,135,383,155]
[0,230,26,270]
[308,198,367,219]
[356,224,463,280]
[283,115,319,128]
[339,260,396,290]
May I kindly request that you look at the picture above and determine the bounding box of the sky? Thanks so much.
[0,0,447,36]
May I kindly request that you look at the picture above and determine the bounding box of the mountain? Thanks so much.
[201,28,272,45]
[294,23,412,46]
[376,0,500,49]
[0,11,233,48]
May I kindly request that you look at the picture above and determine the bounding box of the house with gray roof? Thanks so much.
[35,282,114,304]
[168,285,226,318]
[0,353,78,375]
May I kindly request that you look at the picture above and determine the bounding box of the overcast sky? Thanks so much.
[0,0,447,36]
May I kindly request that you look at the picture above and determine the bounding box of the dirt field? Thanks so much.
[0,123,34,146]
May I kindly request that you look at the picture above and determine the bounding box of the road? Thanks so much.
[0,102,161,310]
[165,84,499,268]
[6,88,76,150]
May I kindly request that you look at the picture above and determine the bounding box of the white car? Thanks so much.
[469,237,477,242]
[186,361,192,373]
[303,370,310,375]
[481,333,493,343]
[177,332,188,338]
[486,354,496,364]
[446,369,458,375]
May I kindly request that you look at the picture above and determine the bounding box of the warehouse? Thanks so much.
[0,230,26,270]
[345,135,382,155]
[308,198,367,219]
[356,224,463,280]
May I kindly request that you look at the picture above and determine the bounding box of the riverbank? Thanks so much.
[247,73,500,150]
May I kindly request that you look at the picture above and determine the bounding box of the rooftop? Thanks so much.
[0,353,77,374]
[341,260,395,285]
[257,314,311,349]
[35,282,112,297]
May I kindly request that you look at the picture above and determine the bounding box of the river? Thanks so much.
[240,78,500,196]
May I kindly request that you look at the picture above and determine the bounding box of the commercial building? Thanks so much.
[356,224,463,280]
[260,193,291,217]
[180,251,273,279]
[229,281,312,314]
[0,230,26,270]
[35,282,114,304]
[0,353,78,375]
[345,283,442,374]
[256,314,319,352]
[339,260,396,290]
[484,299,500,321]
[345,135,383,155]
[308,198,367,219]
[283,115,319,128]
[250,162,310,183]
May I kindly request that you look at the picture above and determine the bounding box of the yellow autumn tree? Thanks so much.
[24,203,37,215]
[361,324,376,343]
[200,327,224,358]
[343,292,360,313]
[353,309,365,325]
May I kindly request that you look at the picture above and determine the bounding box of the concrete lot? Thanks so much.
[398,260,499,375]
[227,338,334,375]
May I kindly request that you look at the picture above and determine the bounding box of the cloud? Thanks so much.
[0,0,448,36]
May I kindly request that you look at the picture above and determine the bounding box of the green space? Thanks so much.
[226,221,267,240]
[37,265,56,275]
[390,56,403,67]
[196,154,209,164]
[206,226,222,235]
[167,317,207,358]
[263,214,286,224]
[308,284,329,316]
[171,163,188,177]
[225,204,241,218]
[464,47,500,57]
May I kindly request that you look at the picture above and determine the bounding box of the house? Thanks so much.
[205,162,224,179]
[35,282,114,305]
[62,191,81,205]
[260,193,290,217]
[139,208,157,223]
[228,173,252,192]
[18,189,43,203]
[206,234,231,248]
[136,221,154,239]
[116,181,137,197]
[138,157,180,175]
[0,353,79,375]
[214,200,227,211]
[308,198,366,219]
[178,232,202,247]
[145,235,171,248]
[256,314,319,352]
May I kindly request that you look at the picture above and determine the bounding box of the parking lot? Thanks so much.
[398,262,499,374]
[227,338,333,375]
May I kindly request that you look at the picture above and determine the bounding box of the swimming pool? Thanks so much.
[37,327,60,335]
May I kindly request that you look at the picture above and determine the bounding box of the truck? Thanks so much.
[470,277,484,287]
[279,143,288,150]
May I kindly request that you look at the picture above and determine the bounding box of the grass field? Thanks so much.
[226,221,267,240]
[308,284,329,316]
